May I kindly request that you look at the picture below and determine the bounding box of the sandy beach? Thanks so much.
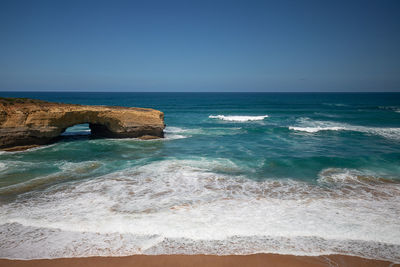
[0,254,398,267]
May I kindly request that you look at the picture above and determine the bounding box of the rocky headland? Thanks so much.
[0,97,165,151]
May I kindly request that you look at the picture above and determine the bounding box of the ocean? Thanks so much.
[0,92,399,262]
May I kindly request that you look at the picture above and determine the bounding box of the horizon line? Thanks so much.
[1,91,400,93]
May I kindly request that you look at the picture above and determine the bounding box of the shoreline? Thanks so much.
[0,254,398,267]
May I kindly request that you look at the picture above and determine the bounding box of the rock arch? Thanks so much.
[0,98,165,150]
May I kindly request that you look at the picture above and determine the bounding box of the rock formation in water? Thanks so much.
[0,97,165,150]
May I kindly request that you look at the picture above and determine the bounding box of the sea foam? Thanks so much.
[1,159,399,261]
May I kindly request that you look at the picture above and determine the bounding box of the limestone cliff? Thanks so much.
[0,97,165,150]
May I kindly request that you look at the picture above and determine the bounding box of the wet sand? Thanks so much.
[0,254,398,267]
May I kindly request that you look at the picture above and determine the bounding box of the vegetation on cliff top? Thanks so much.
[0,97,48,105]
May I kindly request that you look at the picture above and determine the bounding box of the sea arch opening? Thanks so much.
[61,123,91,137]
[59,121,117,140]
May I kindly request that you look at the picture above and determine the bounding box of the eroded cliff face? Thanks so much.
[0,98,165,150]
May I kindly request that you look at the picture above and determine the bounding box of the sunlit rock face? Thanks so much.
[0,98,165,150]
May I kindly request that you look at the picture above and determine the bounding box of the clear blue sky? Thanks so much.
[1,0,399,92]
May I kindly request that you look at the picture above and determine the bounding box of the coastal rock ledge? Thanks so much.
[0,97,165,151]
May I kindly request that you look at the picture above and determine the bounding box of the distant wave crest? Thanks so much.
[289,117,400,140]
[209,115,268,122]
[289,126,345,133]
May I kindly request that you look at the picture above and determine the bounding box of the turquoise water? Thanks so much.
[1,92,400,261]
